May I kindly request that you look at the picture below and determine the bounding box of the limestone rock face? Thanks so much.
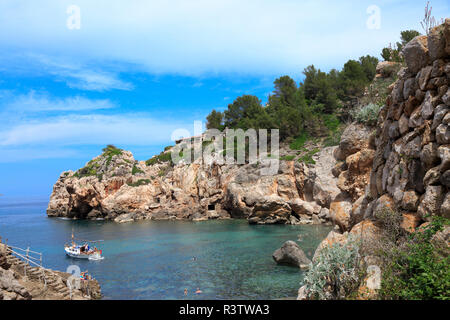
[48,145,341,225]
[272,241,311,269]
[249,195,291,225]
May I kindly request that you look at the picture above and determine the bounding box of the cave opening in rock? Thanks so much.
[208,204,215,211]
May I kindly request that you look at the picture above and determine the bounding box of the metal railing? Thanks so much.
[0,237,47,291]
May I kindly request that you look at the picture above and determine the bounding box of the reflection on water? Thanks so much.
[0,202,331,300]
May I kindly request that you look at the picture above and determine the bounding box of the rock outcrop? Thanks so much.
[300,19,450,300]
[272,241,311,269]
[0,242,101,300]
[48,144,342,225]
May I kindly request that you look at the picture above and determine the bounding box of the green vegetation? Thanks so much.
[352,103,382,127]
[381,30,421,62]
[298,148,320,165]
[74,159,100,178]
[377,216,450,300]
[103,144,123,167]
[127,179,151,187]
[280,155,295,161]
[206,110,224,130]
[146,152,173,166]
[132,164,144,175]
[289,132,309,150]
[205,54,379,144]
[304,236,361,300]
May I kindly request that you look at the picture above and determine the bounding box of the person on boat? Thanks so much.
[195,288,202,294]
[184,288,188,296]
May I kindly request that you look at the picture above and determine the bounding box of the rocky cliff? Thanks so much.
[298,19,450,300]
[48,141,345,225]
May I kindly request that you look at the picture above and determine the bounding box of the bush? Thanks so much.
[280,155,295,161]
[323,114,341,132]
[132,164,144,175]
[146,152,173,166]
[303,236,361,300]
[289,132,309,150]
[378,217,450,300]
[352,103,382,126]
[102,145,123,167]
[127,179,151,187]
[298,148,320,165]
[102,145,122,157]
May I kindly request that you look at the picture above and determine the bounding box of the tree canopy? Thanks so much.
[205,54,379,141]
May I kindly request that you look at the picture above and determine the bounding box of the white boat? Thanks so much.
[64,230,104,260]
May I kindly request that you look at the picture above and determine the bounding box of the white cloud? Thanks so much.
[1,0,448,76]
[24,54,133,91]
[4,91,116,112]
[0,114,195,147]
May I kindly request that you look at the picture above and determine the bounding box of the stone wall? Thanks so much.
[369,20,450,222]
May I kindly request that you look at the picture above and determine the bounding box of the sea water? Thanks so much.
[0,199,331,300]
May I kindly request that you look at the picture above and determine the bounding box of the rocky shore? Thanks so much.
[47,140,349,226]
[45,19,450,301]
[0,242,101,300]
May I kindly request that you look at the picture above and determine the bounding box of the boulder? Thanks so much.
[424,166,441,187]
[428,23,448,60]
[438,145,450,171]
[297,285,309,300]
[272,241,311,269]
[401,190,420,211]
[330,200,352,232]
[350,220,382,255]
[417,66,433,91]
[441,170,450,187]
[400,213,422,233]
[432,105,449,130]
[373,194,394,215]
[420,143,440,171]
[436,124,450,144]
[417,185,445,219]
[441,192,450,219]
[249,196,291,225]
[402,35,429,74]
[421,91,437,120]
[431,226,450,257]
[399,114,410,135]
[114,213,135,223]
[336,123,371,160]
[289,199,321,216]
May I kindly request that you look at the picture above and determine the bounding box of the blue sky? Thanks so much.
[0,0,449,198]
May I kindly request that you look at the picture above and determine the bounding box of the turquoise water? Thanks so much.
[0,199,331,300]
